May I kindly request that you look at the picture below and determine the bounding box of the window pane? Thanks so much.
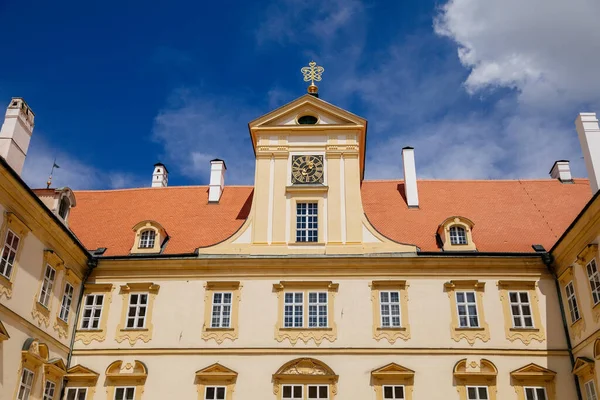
[216,387,226,400]
[206,387,215,400]
[384,386,393,399]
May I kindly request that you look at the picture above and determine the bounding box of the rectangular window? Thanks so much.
[587,259,600,305]
[59,282,74,322]
[586,380,598,400]
[456,291,479,327]
[308,385,328,399]
[114,387,135,400]
[17,368,34,400]
[524,387,547,400]
[565,281,581,323]
[80,294,104,330]
[284,292,304,328]
[383,385,405,399]
[39,264,56,307]
[65,388,87,400]
[204,386,226,400]
[211,292,232,328]
[282,385,303,400]
[126,293,148,328]
[43,381,56,400]
[0,229,19,279]
[308,292,328,328]
[509,291,534,328]
[380,291,401,327]
[467,386,489,400]
[296,202,318,242]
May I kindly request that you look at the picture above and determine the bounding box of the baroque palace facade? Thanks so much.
[4,80,600,400]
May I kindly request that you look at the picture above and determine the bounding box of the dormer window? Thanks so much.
[437,217,476,252]
[58,196,70,220]
[449,226,467,245]
[139,230,156,248]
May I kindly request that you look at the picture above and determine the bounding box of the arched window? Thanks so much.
[58,197,70,220]
[139,230,156,249]
[449,226,467,245]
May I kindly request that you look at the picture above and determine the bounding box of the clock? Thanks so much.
[291,155,324,184]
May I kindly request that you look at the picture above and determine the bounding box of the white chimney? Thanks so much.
[0,98,34,175]
[402,147,419,208]
[152,163,168,187]
[550,160,572,182]
[208,159,226,203]
[576,112,600,193]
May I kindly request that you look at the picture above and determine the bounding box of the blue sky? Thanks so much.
[1,0,599,189]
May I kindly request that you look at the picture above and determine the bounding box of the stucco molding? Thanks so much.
[498,281,545,344]
[75,283,114,345]
[444,280,490,345]
[105,360,147,400]
[371,363,415,400]
[369,280,410,343]
[195,363,237,400]
[273,281,338,345]
[115,282,160,346]
[510,363,556,400]
[201,281,242,344]
[453,359,497,400]
[272,358,338,400]
[0,211,30,300]
[65,364,100,398]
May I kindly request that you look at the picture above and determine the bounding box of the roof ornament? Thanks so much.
[301,61,324,97]
[46,158,60,189]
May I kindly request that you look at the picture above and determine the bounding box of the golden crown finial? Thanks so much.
[301,61,324,95]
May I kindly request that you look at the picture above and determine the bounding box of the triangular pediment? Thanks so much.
[67,364,99,377]
[573,357,595,375]
[196,363,238,376]
[48,358,67,371]
[249,94,366,129]
[371,363,415,376]
[510,363,556,377]
[0,320,9,340]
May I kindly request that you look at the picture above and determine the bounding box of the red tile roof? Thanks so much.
[69,179,592,256]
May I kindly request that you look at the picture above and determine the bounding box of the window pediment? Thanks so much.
[0,319,9,340]
[106,360,148,382]
[65,364,100,385]
[371,363,415,381]
[572,357,595,376]
[195,363,238,384]
[273,358,338,381]
[510,363,556,381]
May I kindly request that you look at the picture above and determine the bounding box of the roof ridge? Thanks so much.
[74,185,253,193]
[363,178,591,183]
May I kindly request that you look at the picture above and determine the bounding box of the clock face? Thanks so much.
[291,155,324,184]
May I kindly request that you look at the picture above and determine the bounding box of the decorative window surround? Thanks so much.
[444,280,489,345]
[370,281,410,343]
[54,268,81,339]
[130,220,167,254]
[64,365,100,399]
[105,360,148,400]
[195,363,237,400]
[573,357,597,400]
[273,281,338,345]
[273,358,338,400]
[371,363,415,400]
[0,212,30,300]
[437,216,476,252]
[32,250,64,327]
[453,359,497,400]
[578,245,600,323]
[497,281,545,344]
[202,282,241,344]
[510,364,556,400]
[115,283,160,345]
[16,339,49,400]
[75,283,114,345]
[558,266,586,340]
[43,358,67,400]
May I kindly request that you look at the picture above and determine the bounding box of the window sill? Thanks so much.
[120,328,149,332]
[280,327,332,331]
[56,317,69,327]
[377,327,407,332]
[286,185,329,193]
[509,327,539,332]
[455,327,485,331]
[205,327,234,332]
[37,301,50,311]
[0,273,12,286]
[289,242,325,246]
[570,318,583,327]
[77,328,103,332]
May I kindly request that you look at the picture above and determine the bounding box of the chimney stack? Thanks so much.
[208,159,226,203]
[402,147,419,208]
[550,160,573,183]
[0,98,34,175]
[152,163,168,187]
[575,112,600,193]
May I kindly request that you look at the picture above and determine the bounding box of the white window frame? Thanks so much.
[308,291,328,328]
[380,291,401,328]
[65,387,88,400]
[0,228,19,279]
[466,385,489,400]
[565,281,581,323]
[382,385,405,399]
[586,380,598,400]
[114,386,136,400]
[449,225,467,245]
[284,292,304,328]
[17,368,34,400]
[204,385,227,400]
[307,385,329,399]
[509,291,534,328]
[296,202,318,243]
[210,292,232,328]
[80,293,104,330]
[139,229,155,248]
[456,291,479,328]
[39,264,56,307]
[43,380,56,400]
[587,259,600,305]
[282,385,303,399]
[524,386,547,400]
[126,292,148,329]
[59,282,74,322]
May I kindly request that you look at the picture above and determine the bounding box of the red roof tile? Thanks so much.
[69,179,592,256]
